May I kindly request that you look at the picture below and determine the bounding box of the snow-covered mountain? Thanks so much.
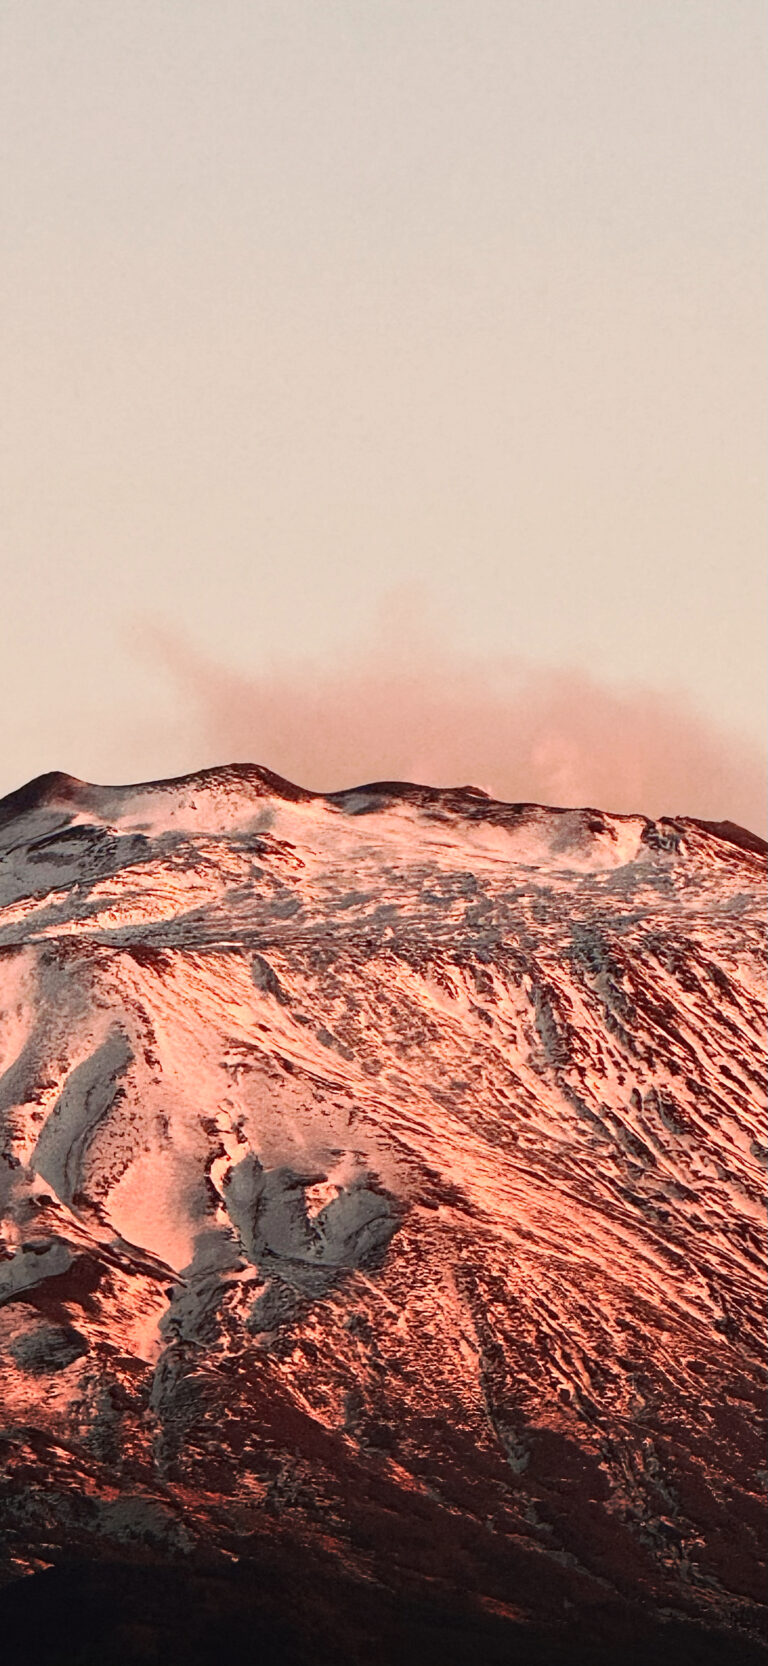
[0,765,765,1664]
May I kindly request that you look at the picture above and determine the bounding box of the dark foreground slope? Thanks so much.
[0,765,765,1664]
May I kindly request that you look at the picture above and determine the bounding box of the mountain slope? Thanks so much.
[0,765,765,1663]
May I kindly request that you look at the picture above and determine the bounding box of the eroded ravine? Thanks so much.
[0,765,765,1662]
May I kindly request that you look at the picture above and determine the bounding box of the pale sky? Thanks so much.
[1,1,765,823]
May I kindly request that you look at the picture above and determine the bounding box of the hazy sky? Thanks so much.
[1,1,765,823]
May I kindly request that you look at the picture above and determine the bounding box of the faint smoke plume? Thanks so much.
[140,621,766,833]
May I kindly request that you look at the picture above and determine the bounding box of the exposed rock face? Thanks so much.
[0,765,765,1664]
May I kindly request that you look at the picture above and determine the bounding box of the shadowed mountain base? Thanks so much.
[1,1555,766,1666]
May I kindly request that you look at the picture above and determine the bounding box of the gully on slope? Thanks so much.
[0,765,765,1664]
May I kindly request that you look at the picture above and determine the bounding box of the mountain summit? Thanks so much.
[0,766,764,1664]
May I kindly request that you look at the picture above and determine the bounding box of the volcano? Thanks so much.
[0,765,765,1665]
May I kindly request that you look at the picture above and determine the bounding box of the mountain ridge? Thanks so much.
[0,762,764,1663]
[2,761,765,850]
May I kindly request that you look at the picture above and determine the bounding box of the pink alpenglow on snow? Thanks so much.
[0,762,764,1665]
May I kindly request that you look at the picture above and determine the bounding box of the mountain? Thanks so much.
[0,764,765,1665]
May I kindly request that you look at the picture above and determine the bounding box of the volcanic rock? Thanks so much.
[0,764,765,1664]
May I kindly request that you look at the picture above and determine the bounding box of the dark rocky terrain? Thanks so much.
[0,765,765,1664]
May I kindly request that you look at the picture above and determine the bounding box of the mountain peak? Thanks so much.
[0,755,764,1661]
[1,762,764,856]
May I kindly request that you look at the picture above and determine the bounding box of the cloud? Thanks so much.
[137,618,766,834]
